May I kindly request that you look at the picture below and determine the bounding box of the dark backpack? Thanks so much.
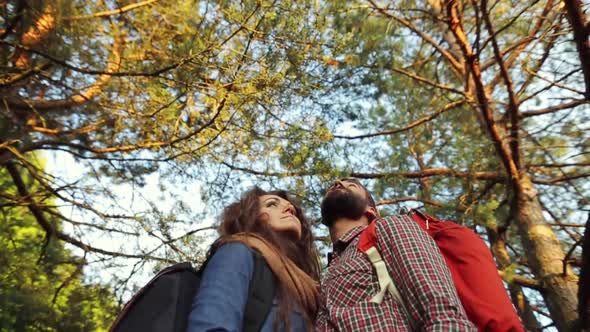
[110,253,276,332]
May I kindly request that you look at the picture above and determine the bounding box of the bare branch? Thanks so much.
[0,39,204,78]
[529,161,590,168]
[29,121,106,136]
[564,235,584,275]
[548,223,588,228]
[21,94,227,155]
[521,99,588,117]
[499,270,543,290]
[222,162,315,177]
[0,62,52,87]
[334,100,464,139]
[444,0,520,186]
[43,208,140,236]
[521,68,585,100]
[376,196,444,207]
[367,0,464,75]
[4,161,170,262]
[533,172,590,185]
[517,24,561,96]
[481,0,556,75]
[538,199,580,242]
[352,168,503,180]
[389,66,467,96]
[481,0,522,169]
[223,162,505,181]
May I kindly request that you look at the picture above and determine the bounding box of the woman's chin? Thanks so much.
[278,228,302,241]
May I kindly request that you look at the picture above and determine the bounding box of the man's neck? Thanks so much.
[329,215,369,243]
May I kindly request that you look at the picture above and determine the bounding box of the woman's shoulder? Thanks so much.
[205,241,256,275]
[213,241,254,257]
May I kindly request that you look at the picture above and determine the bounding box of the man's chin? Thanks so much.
[321,210,366,227]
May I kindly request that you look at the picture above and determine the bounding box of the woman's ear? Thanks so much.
[258,212,270,222]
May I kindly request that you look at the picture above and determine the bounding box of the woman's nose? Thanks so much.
[283,204,295,215]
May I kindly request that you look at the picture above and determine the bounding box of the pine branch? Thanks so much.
[7,35,123,110]
[63,0,159,21]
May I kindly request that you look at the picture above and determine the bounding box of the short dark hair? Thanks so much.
[339,178,377,210]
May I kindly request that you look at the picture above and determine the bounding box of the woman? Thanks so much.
[186,187,321,332]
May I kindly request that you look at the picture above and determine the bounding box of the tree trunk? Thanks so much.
[563,0,590,99]
[517,175,579,330]
[579,214,590,330]
[422,0,580,327]
[489,225,542,331]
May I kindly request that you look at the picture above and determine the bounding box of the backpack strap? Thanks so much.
[409,209,442,231]
[358,219,416,330]
[242,252,276,332]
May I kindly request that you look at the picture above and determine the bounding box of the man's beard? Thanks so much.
[320,188,368,227]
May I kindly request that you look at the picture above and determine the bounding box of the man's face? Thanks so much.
[320,179,369,227]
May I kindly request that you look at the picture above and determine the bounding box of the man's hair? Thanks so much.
[339,177,377,210]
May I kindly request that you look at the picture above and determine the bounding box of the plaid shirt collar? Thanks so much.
[327,224,367,264]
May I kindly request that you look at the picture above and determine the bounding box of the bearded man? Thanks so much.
[315,178,476,331]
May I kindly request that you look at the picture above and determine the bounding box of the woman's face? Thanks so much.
[258,195,302,240]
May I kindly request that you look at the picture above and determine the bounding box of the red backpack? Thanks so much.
[358,209,524,332]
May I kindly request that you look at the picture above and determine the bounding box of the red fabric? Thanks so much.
[410,210,524,332]
[357,220,376,253]
[317,217,476,331]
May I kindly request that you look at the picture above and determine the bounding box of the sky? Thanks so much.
[43,150,217,291]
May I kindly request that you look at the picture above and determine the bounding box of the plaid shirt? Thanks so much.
[315,215,476,331]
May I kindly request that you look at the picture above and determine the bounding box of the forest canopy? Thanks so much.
[1,0,589,330]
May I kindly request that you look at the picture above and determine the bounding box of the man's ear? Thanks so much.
[367,206,378,216]
[365,206,379,222]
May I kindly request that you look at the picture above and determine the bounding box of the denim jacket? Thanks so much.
[186,242,306,332]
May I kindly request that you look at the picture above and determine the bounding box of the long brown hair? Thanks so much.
[213,186,320,329]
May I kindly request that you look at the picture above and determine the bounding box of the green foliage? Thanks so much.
[2,0,588,328]
[0,169,117,332]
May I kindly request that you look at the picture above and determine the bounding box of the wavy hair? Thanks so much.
[213,187,320,330]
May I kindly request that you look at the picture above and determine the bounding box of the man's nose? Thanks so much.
[333,180,345,189]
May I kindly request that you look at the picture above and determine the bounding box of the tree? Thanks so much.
[0,0,321,277]
[1,0,587,329]
[210,0,588,329]
[0,163,117,332]
[304,0,586,329]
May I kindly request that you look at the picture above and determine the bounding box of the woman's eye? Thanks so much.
[267,201,278,207]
